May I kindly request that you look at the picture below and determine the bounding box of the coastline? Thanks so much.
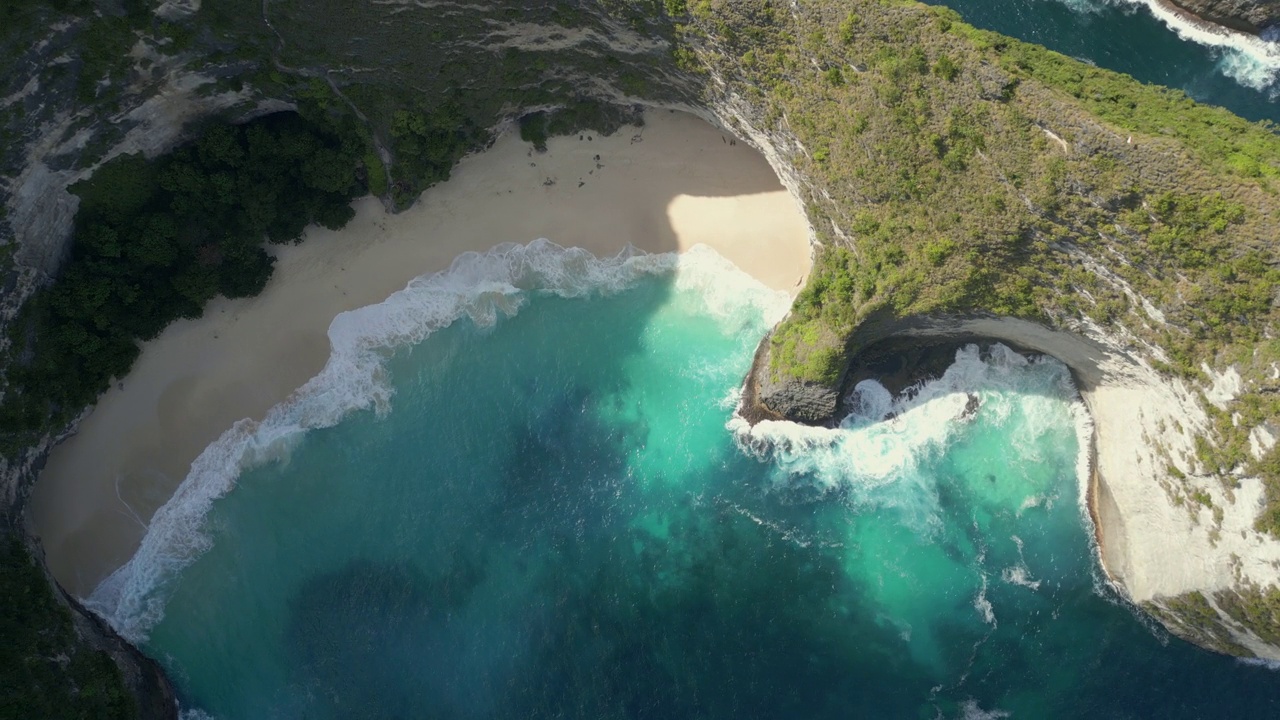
[1134,0,1280,74]
[1151,0,1279,38]
[28,110,813,597]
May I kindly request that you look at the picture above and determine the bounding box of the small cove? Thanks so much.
[90,243,1280,718]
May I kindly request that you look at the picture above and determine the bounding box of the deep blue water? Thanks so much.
[82,3,1280,715]
[88,244,1280,719]
[929,0,1280,123]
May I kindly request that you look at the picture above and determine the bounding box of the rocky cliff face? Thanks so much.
[742,310,1280,659]
[4,0,1280,708]
[1164,0,1280,35]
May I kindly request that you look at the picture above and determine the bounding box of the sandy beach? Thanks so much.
[28,110,812,596]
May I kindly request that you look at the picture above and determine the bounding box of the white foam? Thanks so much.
[1001,565,1043,591]
[960,699,1012,720]
[1070,398,1098,567]
[732,344,1081,510]
[848,379,894,422]
[1003,535,1043,590]
[1052,0,1280,92]
[974,574,997,626]
[1055,0,1108,15]
[88,240,778,643]
[1122,0,1280,91]
[1239,656,1280,671]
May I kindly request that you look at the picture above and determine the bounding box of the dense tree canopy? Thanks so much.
[0,112,366,444]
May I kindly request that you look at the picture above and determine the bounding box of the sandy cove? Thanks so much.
[29,110,813,596]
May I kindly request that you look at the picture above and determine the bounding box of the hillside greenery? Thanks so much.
[2,0,1280,702]
[0,537,134,720]
[0,111,371,450]
[669,0,1280,534]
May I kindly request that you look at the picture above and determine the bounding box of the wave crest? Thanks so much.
[730,344,1080,498]
[89,240,784,643]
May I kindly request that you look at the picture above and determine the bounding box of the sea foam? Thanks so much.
[1049,0,1280,92]
[1120,0,1280,91]
[88,240,785,643]
[730,344,1084,509]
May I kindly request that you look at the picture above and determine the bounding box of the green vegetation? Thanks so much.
[388,101,487,205]
[0,537,134,720]
[0,112,370,449]
[2,0,1280,700]
[519,100,642,153]
[985,31,1280,180]
[1143,592,1252,656]
[1216,583,1280,647]
[73,0,152,103]
[675,0,1280,540]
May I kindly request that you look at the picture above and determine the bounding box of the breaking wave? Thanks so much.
[88,240,788,643]
[730,344,1087,501]
[1120,0,1280,92]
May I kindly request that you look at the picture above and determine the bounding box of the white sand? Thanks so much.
[29,110,812,595]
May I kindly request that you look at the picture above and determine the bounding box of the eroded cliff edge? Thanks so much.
[1163,0,1280,37]
[690,0,1280,660]
[745,312,1280,658]
[3,0,1280,707]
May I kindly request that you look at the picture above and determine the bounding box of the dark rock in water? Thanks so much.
[754,373,840,425]
[960,393,982,421]
[1163,0,1280,36]
[740,312,1067,429]
[739,336,839,425]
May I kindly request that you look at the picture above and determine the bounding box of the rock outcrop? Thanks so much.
[4,0,1280,709]
[1163,0,1280,35]
[742,311,1280,660]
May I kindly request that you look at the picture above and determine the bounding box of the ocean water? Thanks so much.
[89,242,1280,718]
[931,0,1280,123]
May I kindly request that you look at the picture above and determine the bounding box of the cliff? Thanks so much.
[1163,0,1280,36]
[3,0,1280,709]
[726,2,1280,657]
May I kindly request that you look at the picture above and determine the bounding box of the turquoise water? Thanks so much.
[90,243,1280,718]
[930,0,1280,123]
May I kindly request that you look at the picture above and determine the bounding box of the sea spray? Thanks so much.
[89,240,786,643]
[109,244,1280,717]
[730,344,1084,503]
[1124,0,1280,89]
[1050,0,1280,85]
[933,0,1280,121]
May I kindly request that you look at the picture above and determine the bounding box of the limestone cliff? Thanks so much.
[3,0,1280,709]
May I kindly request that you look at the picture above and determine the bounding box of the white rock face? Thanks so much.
[1202,363,1244,409]
[877,315,1280,659]
[1251,424,1277,460]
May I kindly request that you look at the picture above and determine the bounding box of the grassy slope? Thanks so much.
[678,0,1280,535]
[673,0,1280,650]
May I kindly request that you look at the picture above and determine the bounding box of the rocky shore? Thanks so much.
[743,313,1280,659]
[4,0,1280,711]
[1162,0,1280,37]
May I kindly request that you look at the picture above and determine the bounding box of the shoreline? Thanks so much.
[1134,0,1280,72]
[29,110,813,597]
[1149,0,1279,39]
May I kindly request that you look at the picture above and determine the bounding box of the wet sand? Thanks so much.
[28,110,813,595]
